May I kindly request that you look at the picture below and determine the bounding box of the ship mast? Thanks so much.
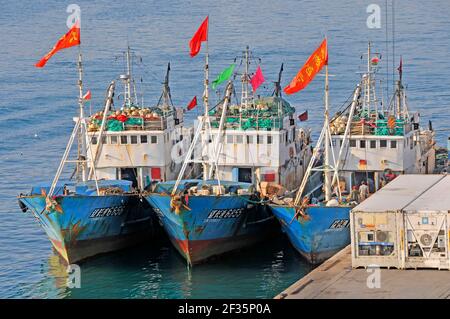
[157,62,173,110]
[120,46,133,107]
[77,51,88,182]
[241,46,250,108]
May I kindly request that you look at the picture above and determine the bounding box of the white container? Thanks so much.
[350,175,445,269]
[401,176,450,270]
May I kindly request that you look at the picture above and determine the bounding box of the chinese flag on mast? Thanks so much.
[82,90,91,100]
[35,22,80,68]
[189,16,208,57]
[187,96,197,110]
[284,38,328,95]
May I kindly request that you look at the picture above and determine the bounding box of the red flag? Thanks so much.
[284,38,328,95]
[298,110,308,121]
[187,96,197,110]
[83,90,91,100]
[189,16,208,57]
[250,66,265,92]
[35,22,81,68]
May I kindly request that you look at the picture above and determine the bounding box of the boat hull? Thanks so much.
[18,194,157,263]
[145,194,276,264]
[269,204,351,264]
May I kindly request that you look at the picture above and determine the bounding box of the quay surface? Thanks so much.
[275,246,450,299]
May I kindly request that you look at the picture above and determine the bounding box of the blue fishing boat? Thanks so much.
[269,42,435,264]
[146,180,274,264]
[18,180,154,263]
[18,46,192,263]
[145,41,311,264]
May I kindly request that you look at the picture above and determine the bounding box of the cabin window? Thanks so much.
[390,140,397,149]
[110,136,118,144]
[370,140,376,149]
[380,140,387,148]
[151,136,157,144]
[227,135,234,144]
[247,136,253,144]
[349,139,356,148]
[91,136,98,145]
[140,135,148,144]
[267,135,272,144]
[102,136,107,144]
[257,135,263,144]
[340,139,343,146]
[236,135,243,144]
[359,140,366,148]
[120,135,128,144]
[130,136,138,144]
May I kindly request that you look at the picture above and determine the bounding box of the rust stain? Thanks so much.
[194,225,206,235]
[61,220,87,244]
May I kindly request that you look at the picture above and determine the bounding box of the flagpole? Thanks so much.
[203,16,210,180]
[77,40,87,182]
[324,58,332,202]
[204,16,209,116]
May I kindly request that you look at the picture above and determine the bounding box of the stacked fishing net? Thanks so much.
[88,105,163,132]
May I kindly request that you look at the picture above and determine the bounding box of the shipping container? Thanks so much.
[350,175,445,269]
[401,176,450,269]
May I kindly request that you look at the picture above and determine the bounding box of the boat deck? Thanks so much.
[275,246,450,299]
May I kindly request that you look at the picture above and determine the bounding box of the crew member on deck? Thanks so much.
[359,181,369,202]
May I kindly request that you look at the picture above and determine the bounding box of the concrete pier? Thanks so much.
[275,246,450,299]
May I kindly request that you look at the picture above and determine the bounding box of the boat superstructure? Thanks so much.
[85,48,193,190]
[329,43,435,192]
[201,47,312,192]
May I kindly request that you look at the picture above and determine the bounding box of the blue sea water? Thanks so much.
[0,0,449,298]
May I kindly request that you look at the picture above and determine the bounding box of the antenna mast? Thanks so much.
[241,46,250,108]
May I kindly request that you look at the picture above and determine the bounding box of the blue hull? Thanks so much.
[269,204,351,264]
[18,192,157,263]
[145,193,276,264]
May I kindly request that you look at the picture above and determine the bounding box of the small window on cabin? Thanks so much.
[360,140,366,148]
[380,140,387,148]
[140,135,148,144]
[102,136,107,144]
[257,135,263,144]
[236,135,243,144]
[110,136,118,144]
[247,136,253,144]
[120,135,128,144]
[267,135,272,144]
[227,135,234,144]
[151,136,158,144]
[349,139,356,148]
[390,140,397,149]
[340,139,343,146]
[130,136,138,144]
[370,140,376,149]
[91,136,98,145]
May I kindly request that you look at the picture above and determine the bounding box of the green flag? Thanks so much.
[212,64,235,90]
